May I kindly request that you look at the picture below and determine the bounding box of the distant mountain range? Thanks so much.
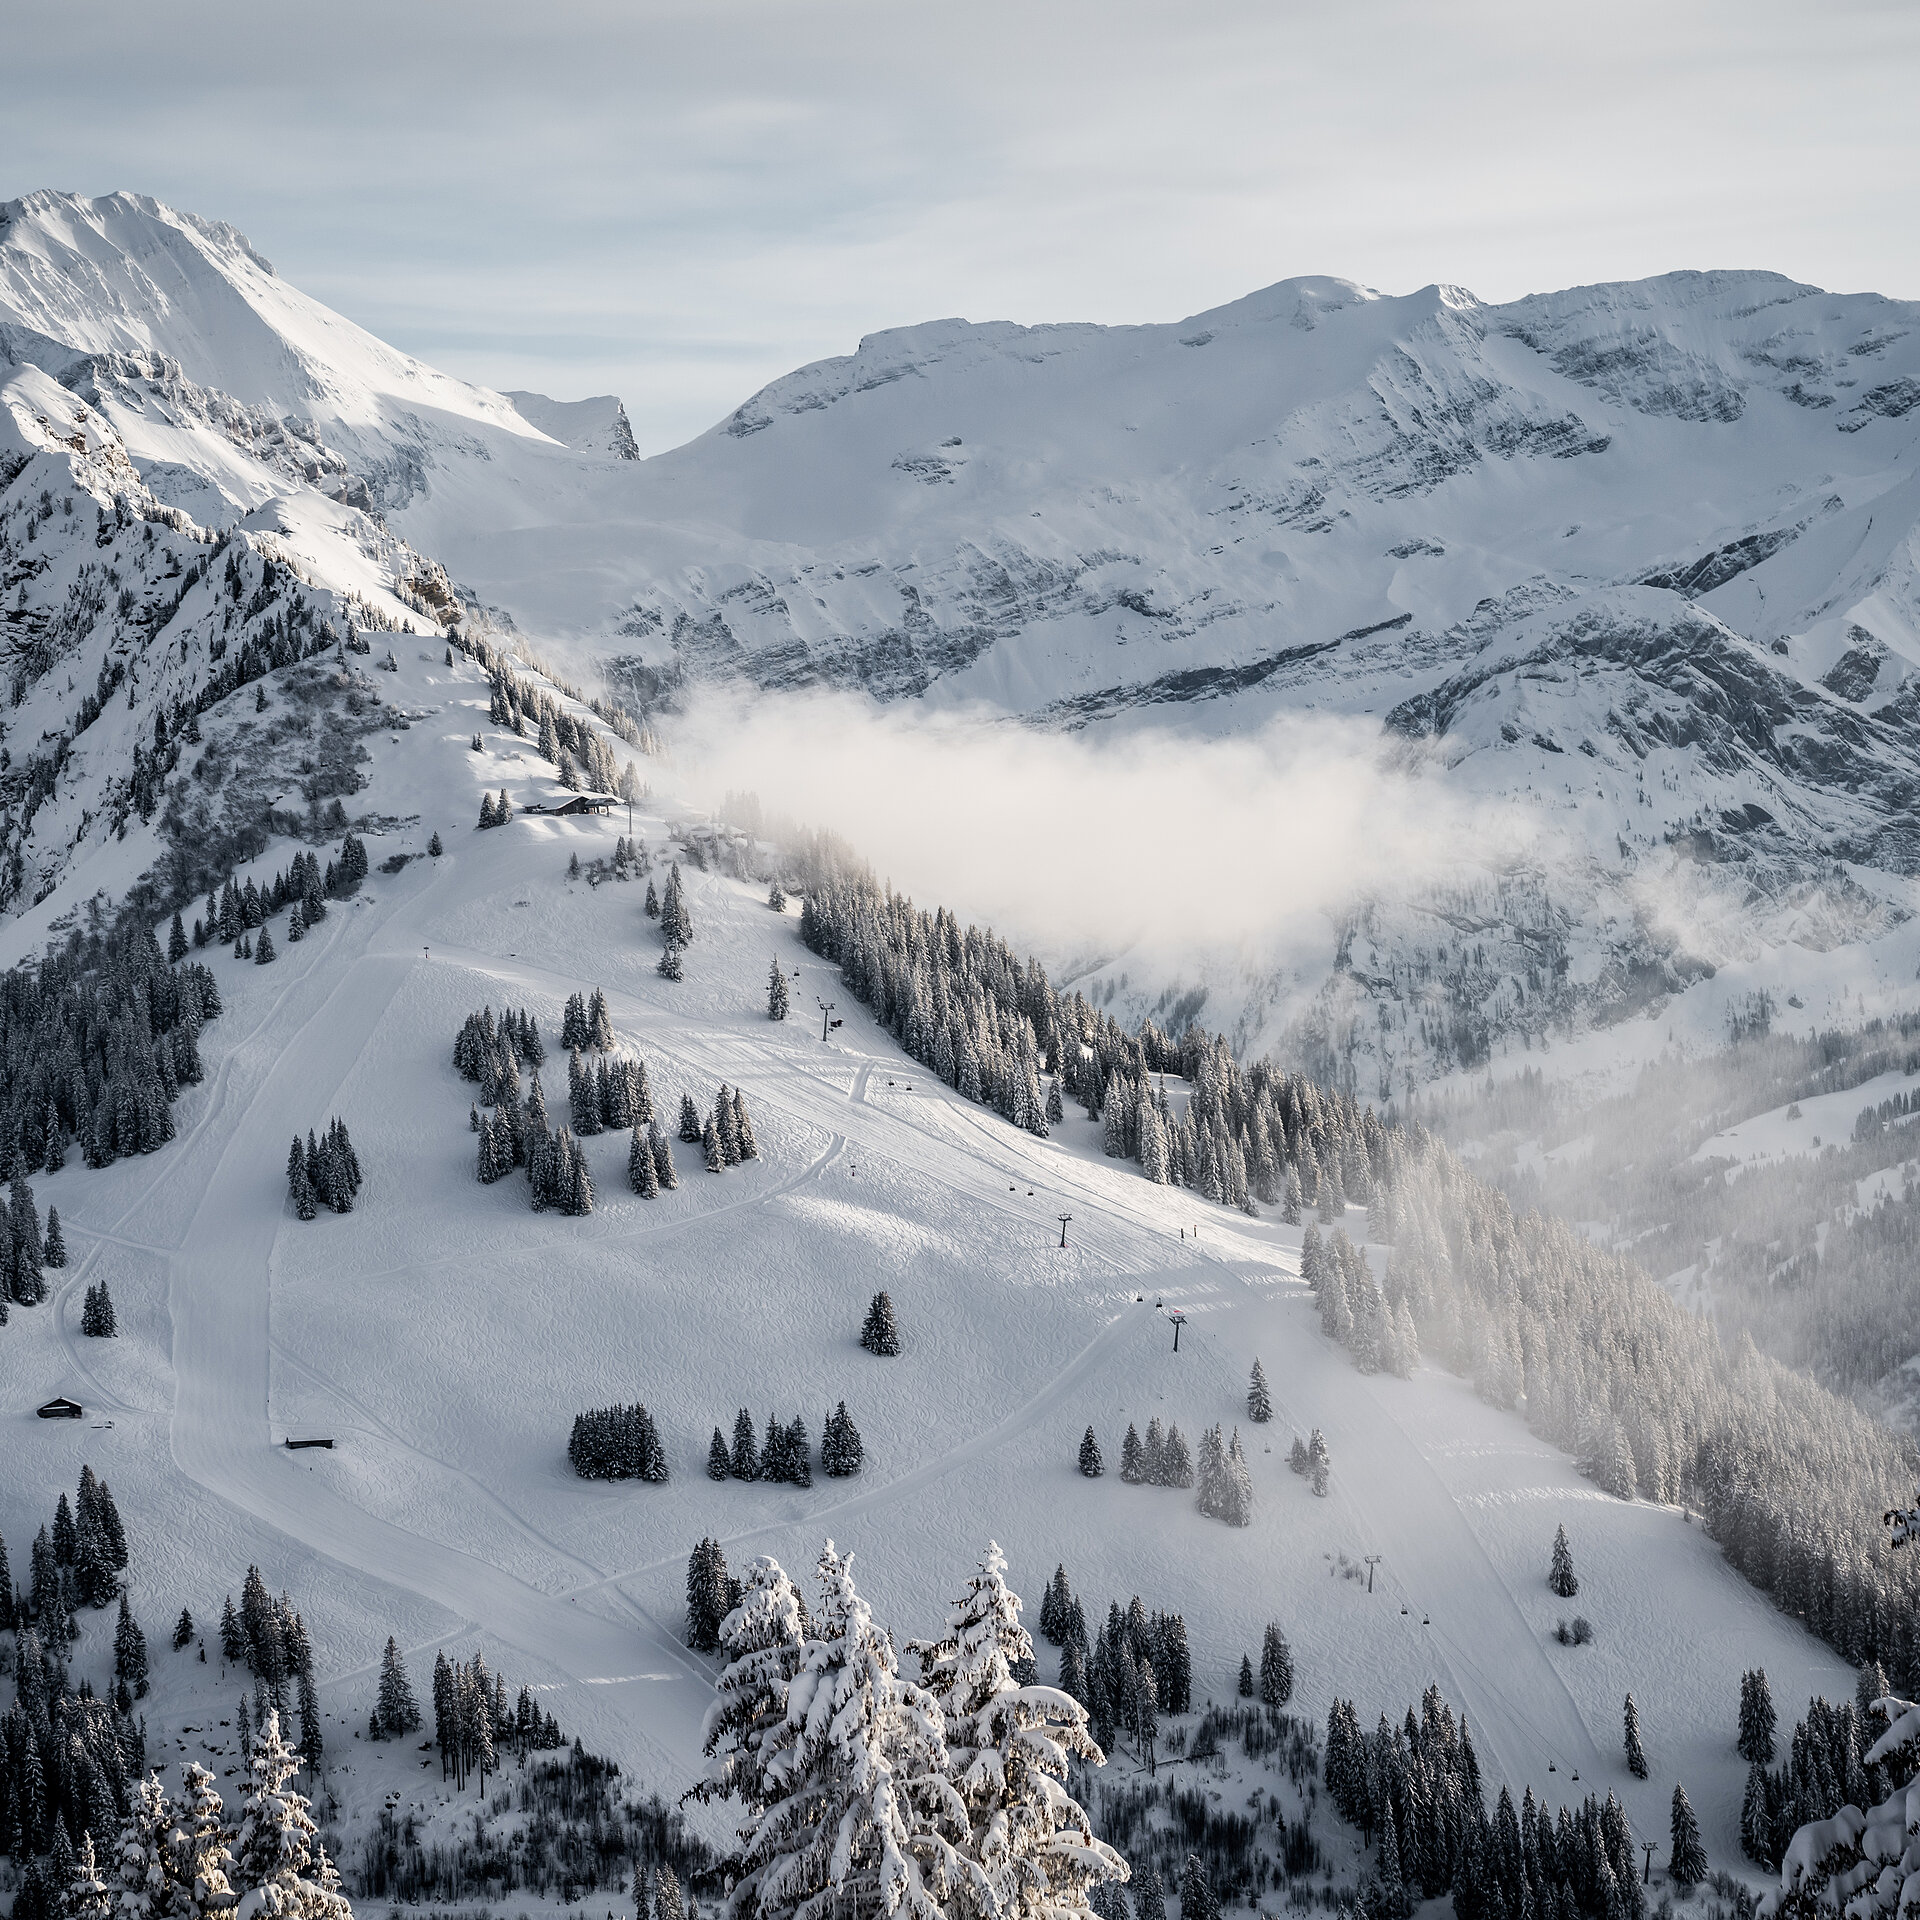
[5,188,1920,1087]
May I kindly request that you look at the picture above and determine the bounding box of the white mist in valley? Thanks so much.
[664,686,1533,973]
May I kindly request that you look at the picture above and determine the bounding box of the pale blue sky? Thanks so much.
[7,0,1917,452]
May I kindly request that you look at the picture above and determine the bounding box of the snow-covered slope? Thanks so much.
[0,647,1857,1885]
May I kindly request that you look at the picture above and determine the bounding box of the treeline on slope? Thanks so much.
[795,836,1389,1216]
[1323,1685,1654,1920]
[0,915,220,1209]
[788,834,1920,1687]
[1429,1010,1920,1401]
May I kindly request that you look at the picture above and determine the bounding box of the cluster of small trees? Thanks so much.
[1740,1676,1888,1870]
[0,1169,57,1314]
[286,1118,363,1218]
[1286,1428,1331,1495]
[476,788,514,829]
[217,1566,321,1757]
[80,1280,116,1337]
[690,1540,1124,1920]
[1236,1623,1294,1706]
[704,1403,863,1484]
[1328,1685,1614,1920]
[706,1408,814,1487]
[685,1537,743,1650]
[560,989,616,1053]
[1306,1222,1419,1377]
[1119,1419,1193,1489]
[0,922,220,1231]
[677,1085,756,1172]
[568,1403,668,1482]
[1,1465,130,1641]
[1079,1420,1250,1524]
[486,662,630,795]
[458,999,672,1215]
[430,1647,561,1790]
[1038,1568,1192,1768]
[1195,1426,1254,1527]
[626,1120,679,1197]
[191,843,354,955]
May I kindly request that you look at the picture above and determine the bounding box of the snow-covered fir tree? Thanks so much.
[768,960,790,1021]
[82,1279,117,1336]
[862,1291,902,1356]
[1078,1429,1103,1478]
[1624,1693,1648,1778]
[1549,1525,1580,1598]
[1246,1359,1271,1423]
[232,1710,350,1920]
[376,1637,421,1737]
[717,1543,962,1920]
[909,1543,1126,1920]
[822,1401,864,1477]
[1258,1624,1292,1707]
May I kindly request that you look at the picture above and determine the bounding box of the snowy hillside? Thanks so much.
[6,192,1920,1089]
[0,630,1866,1895]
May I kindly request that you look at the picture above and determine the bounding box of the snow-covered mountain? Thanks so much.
[8,188,1920,1091]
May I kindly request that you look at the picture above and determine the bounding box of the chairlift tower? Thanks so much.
[1057,1213,1072,1249]
[1169,1309,1187,1352]
[1364,1553,1382,1594]
[816,997,836,1042]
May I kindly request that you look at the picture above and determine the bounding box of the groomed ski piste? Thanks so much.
[1,633,1856,1894]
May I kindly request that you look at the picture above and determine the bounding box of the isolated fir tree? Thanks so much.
[768,882,786,912]
[658,938,683,981]
[861,1290,902,1356]
[174,1606,196,1651]
[1078,1428,1104,1477]
[428,831,443,856]
[1624,1693,1649,1778]
[1247,1358,1272,1423]
[1737,1667,1777,1763]
[644,879,659,918]
[708,1429,731,1481]
[255,925,275,964]
[1259,1623,1293,1706]
[1238,1654,1254,1698]
[1548,1524,1579,1597]
[1669,1783,1706,1887]
[767,959,790,1022]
